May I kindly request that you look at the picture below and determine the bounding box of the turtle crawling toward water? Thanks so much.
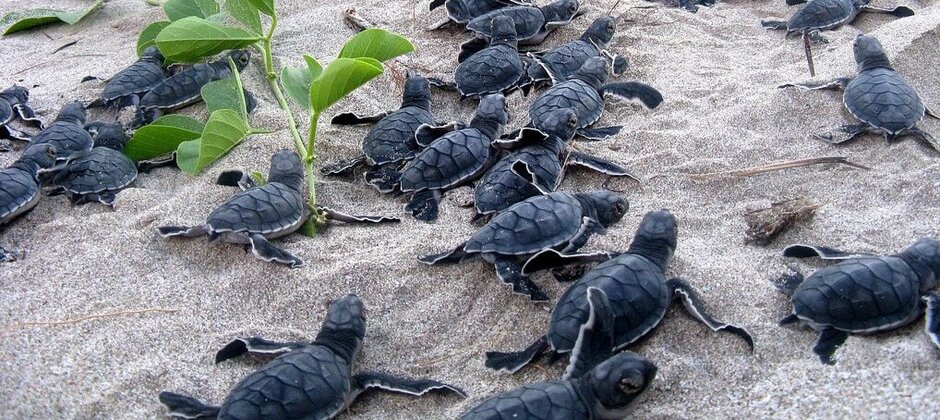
[762,0,914,44]
[461,352,657,420]
[431,16,528,99]
[428,0,532,30]
[780,34,938,151]
[0,144,57,262]
[30,102,93,162]
[526,16,629,88]
[160,294,466,419]
[89,46,167,109]
[486,210,753,377]
[775,238,940,364]
[0,85,43,148]
[463,0,582,48]
[47,122,138,205]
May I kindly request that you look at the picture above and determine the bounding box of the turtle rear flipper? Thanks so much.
[484,335,550,372]
[331,111,390,125]
[351,371,467,399]
[813,123,869,144]
[782,243,871,260]
[494,256,549,301]
[905,127,939,152]
[563,287,616,380]
[319,206,400,224]
[813,328,848,365]
[600,81,664,109]
[860,4,915,17]
[566,151,637,179]
[406,189,443,222]
[320,155,367,176]
[158,392,221,419]
[577,126,622,140]
[924,293,940,350]
[668,277,755,352]
[158,225,208,238]
[215,337,309,363]
[248,233,304,268]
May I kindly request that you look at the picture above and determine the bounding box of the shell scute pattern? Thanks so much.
[102,62,164,100]
[55,148,137,194]
[469,7,544,39]
[475,147,561,214]
[400,130,491,191]
[31,125,92,158]
[466,193,582,255]
[458,46,524,96]
[530,80,602,129]
[0,169,36,219]
[207,183,305,234]
[461,382,588,420]
[789,0,855,31]
[538,42,595,81]
[845,68,925,133]
[364,107,433,165]
[140,63,216,108]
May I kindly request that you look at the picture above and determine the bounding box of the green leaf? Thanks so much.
[137,21,171,57]
[297,219,317,237]
[124,115,205,162]
[339,28,415,62]
[224,0,262,34]
[249,171,266,185]
[246,0,275,17]
[309,57,383,114]
[280,55,321,110]
[155,16,262,62]
[176,109,251,174]
[163,0,220,21]
[1,0,104,36]
[201,58,248,118]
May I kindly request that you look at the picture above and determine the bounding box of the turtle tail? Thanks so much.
[158,392,221,419]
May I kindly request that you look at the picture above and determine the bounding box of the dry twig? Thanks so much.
[690,156,870,180]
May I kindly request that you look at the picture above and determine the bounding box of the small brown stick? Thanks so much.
[344,8,375,32]
[690,156,870,180]
[803,32,816,77]
[744,197,824,245]
[4,307,180,332]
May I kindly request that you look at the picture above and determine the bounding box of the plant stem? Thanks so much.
[306,112,320,211]
[259,14,307,159]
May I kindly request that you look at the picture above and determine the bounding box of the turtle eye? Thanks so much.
[619,377,642,394]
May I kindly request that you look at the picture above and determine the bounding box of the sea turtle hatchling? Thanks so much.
[526,16,629,89]
[774,239,940,364]
[461,0,582,50]
[159,294,466,419]
[0,144,57,262]
[779,34,938,151]
[47,122,138,205]
[431,16,527,99]
[525,57,662,140]
[420,190,628,301]
[762,0,914,43]
[30,102,93,162]
[89,46,167,109]
[0,85,43,148]
[427,0,532,30]
[486,210,753,378]
[461,352,657,420]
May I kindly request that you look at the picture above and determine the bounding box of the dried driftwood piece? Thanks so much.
[744,197,822,245]
[344,8,375,32]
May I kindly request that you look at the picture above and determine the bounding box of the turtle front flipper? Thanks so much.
[521,248,619,276]
[601,81,664,110]
[415,122,463,147]
[484,335,551,372]
[905,127,939,152]
[215,336,309,363]
[2,125,32,142]
[561,216,605,253]
[562,287,617,380]
[760,19,788,30]
[419,243,469,264]
[158,225,209,238]
[496,127,548,149]
[364,164,402,193]
[406,189,443,222]
[782,243,870,260]
[248,233,304,268]
[330,111,391,125]
[508,160,552,194]
[216,169,257,190]
[427,77,460,93]
[860,4,915,17]
[158,392,221,419]
[667,277,755,352]
[778,77,851,90]
[0,246,19,262]
[786,0,808,5]
[351,371,467,400]
[320,155,367,176]
[494,256,549,301]
[13,103,43,128]
[923,293,940,350]
[813,328,848,365]
[813,123,870,145]
[318,206,400,224]
[577,126,622,140]
[566,151,637,179]
[459,36,491,63]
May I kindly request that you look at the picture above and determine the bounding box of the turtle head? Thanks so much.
[627,209,678,271]
[86,121,129,151]
[141,46,165,64]
[227,49,251,72]
[853,34,892,72]
[15,143,58,176]
[542,0,581,24]
[580,352,657,418]
[267,149,305,192]
[470,94,509,140]
[578,190,628,228]
[402,74,432,111]
[573,57,608,88]
[55,101,86,124]
[900,238,940,292]
[581,16,616,45]
[315,294,367,363]
[490,15,518,46]
[539,108,579,146]
[1,85,29,103]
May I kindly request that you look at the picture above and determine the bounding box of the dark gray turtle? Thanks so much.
[526,16,629,88]
[462,0,582,49]
[159,294,466,419]
[89,46,167,109]
[322,74,457,192]
[774,238,940,364]
[0,143,57,262]
[135,49,251,126]
[419,190,628,301]
[158,150,310,268]
[645,0,717,13]
[526,57,662,140]
[30,102,92,162]
[762,0,914,43]
[461,352,656,420]
[0,85,43,148]
[486,210,753,377]
[780,35,938,151]
[431,16,527,99]
[48,122,137,205]
[384,94,509,222]
[474,108,633,218]
[428,0,532,30]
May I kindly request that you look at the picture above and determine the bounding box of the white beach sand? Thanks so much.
[0,0,938,418]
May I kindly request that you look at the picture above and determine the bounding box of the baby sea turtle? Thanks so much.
[526,57,662,140]
[486,210,753,377]
[526,16,629,88]
[0,144,57,262]
[431,16,527,99]
[461,352,656,420]
[420,190,628,301]
[779,34,938,151]
[30,102,93,162]
[135,49,251,126]
[645,0,717,13]
[0,85,43,147]
[89,46,167,109]
[775,239,940,364]
[474,108,633,218]
[48,122,137,205]
[160,294,466,419]
[428,0,531,30]
[463,0,582,48]
[762,0,914,43]
[386,94,509,222]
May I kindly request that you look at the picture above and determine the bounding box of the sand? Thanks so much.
[0,0,938,418]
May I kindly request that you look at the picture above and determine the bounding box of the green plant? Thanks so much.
[0,0,104,36]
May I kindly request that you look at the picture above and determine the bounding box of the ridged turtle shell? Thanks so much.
[791,256,922,333]
[139,62,222,110]
[531,40,598,82]
[787,0,857,32]
[101,59,165,101]
[447,0,513,23]
[53,148,138,195]
[363,106,434,165]
[206,182,306,236]
[218,345,350,420]
[455,45,525,97]
[844,68,925,134]
[0,167,40,224]
[529,80,603,131]
[466,7,545,42]
[465,192,583,255]
[549,254,670,352]
[30,122,93,161]
[474,145,562,215]
[460,381,589,420]
[0,98,13,126]
[399,128,494,192]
